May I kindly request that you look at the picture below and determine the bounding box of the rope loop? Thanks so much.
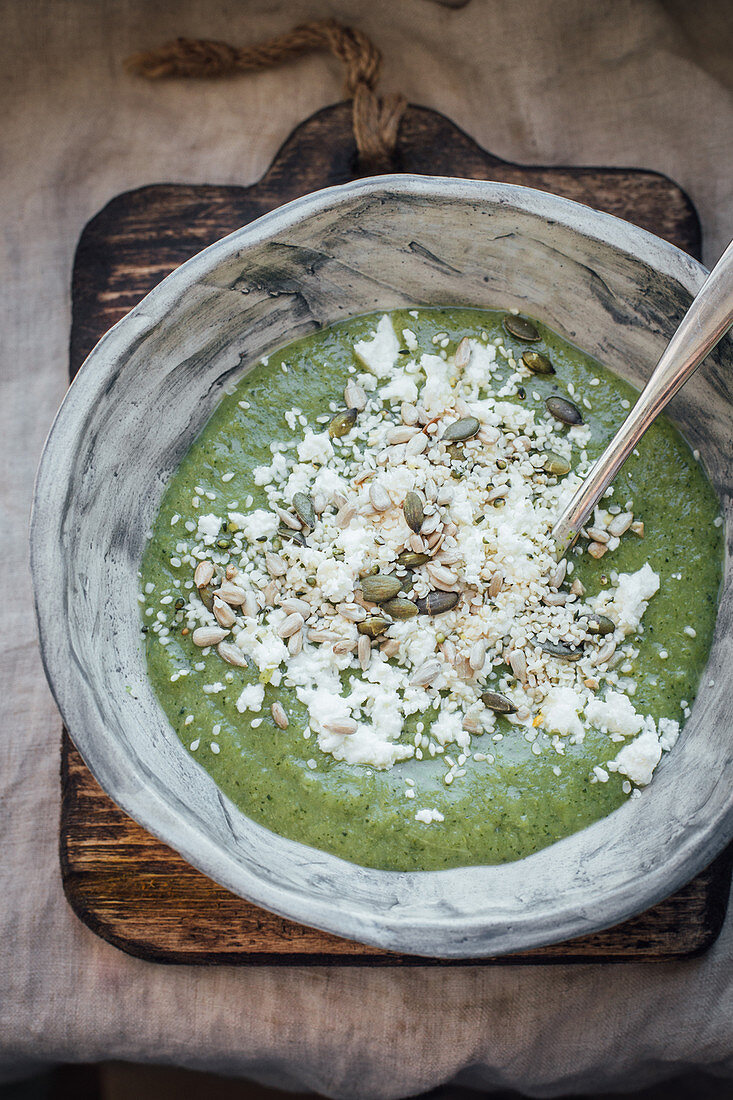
[125,19,405,172]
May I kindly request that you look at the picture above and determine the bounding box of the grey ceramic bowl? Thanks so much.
[31,177,732,958]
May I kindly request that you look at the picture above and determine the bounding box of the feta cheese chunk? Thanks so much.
[354,315,399,378]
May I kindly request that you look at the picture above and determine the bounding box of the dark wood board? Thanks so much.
[62,101,732,964]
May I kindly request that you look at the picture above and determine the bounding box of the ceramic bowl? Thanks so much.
[31,177,732,958]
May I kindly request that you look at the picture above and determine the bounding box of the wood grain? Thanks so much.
[63,100,731,964]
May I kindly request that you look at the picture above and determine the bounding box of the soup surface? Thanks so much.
[141,308,722,870]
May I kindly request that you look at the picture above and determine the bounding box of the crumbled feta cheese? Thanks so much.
[585,691,644,738]
[196,513,221,544]
[316,559,354,602]
[229,509,278,541]
[236,683,265,713]
[612,727,662,786]
[603,563,660,634]
[542,687,585,741]
[414,808,445,824]
[297,431,334,465]
[354,315,399,378]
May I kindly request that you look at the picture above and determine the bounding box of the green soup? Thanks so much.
[141,308,722,870]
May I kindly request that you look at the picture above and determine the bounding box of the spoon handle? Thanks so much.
[552,239,733,555]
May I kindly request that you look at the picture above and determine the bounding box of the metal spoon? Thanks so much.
[552,239,733,557]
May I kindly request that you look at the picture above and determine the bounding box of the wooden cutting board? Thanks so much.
[62,101,732,964]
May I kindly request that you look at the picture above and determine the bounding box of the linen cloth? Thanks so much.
[3,0,733,1094]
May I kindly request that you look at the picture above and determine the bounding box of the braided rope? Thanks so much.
[126,19,406,172]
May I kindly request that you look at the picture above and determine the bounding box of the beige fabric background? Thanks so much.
[2,0,733,1094]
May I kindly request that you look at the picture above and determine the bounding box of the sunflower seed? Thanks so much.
[194,561,214,589]
[546,396,583,425]
[334,503,357,528]
[503,314,540,341]
[369,482,391,512]
[192,626,229,647]
[387,425,419,446]
[329,408,358,438]
[542,592,567,606]
[281,596,310,617]
[225,565,238,581]
[358,633,371,671]
[630,520,645,537]
[275,506,302,531]
[608,511,634,537]
[415,591,459,616]
[323,718,358,736]
[380,638,401,657]
[214,582,247,606]
[265,551,287,577]
[592,640,617,667]
[308,628,340,644]
[488,571,504,598]
[410,660,442,687]
[278,612,304,638]
[333,639,357,656]
[213,597,237,629]
[292,492,316,529]
[550,559,567,589]
[454,336,471,370]
[442,416,480,443]
[570,578,585,597]
[262,580,279,607]
[338,603,367,623]
[586,526,609,544]
[409,534,426,554]
[401,402,419,426]
[481,691,517,714]
[508,649,527,682]
[426,561,458,586]
[405,432,429,457]
[588,541,608,559]
[288,631,303,656]
[243,591,259,618]
[344,380,367,411]
[217,641,248,666]
[271,702,289,729]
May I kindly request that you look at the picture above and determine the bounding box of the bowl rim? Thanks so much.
[30,174,732,958]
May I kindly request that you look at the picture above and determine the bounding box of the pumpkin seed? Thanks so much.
[539,639,584,661]
[585,613,615,636]
[503,314,540,341]
[481,691,517,715]
[360,574,402,603]
[292,491,316,529]
[199,586,214,612]
[415,591,459,616]
[522,350,554,375]
[328,408,357,438]
[544,451,571,476]
[442,416,480,443]
[396,550,430,568]
[279,526,307,546]
[357,616,390,638]
[403,491,424,533]
[546,396,583,426]
[381,597,419,619]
